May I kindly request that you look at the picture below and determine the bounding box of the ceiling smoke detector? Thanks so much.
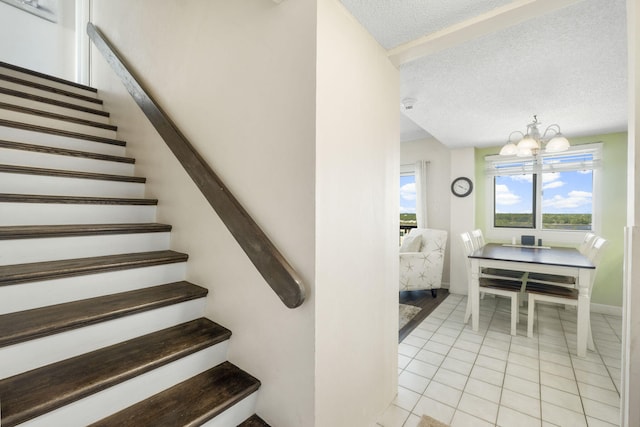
[401,98,416,111]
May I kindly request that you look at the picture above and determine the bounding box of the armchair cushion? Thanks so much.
[399,228,448,291]
[400,233,422,253]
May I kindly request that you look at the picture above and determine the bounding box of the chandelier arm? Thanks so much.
[541,124,562,141]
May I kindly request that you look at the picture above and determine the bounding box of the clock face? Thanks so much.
[451,177,473,197]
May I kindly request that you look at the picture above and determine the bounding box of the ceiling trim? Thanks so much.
[388,0,584,67]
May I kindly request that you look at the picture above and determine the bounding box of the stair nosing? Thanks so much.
[0,61,97,93]
[0,87,109,117]
[0,223,172,240]
[0,101,117,131]
[0,193,157,205]
[0,74,102,105]
[0,281,208,348]
[0,250,186,286]
[0,319,231,427]
[88,362,260,427]
[0,139,135,164]
[0,164,146,183]
[0,119,126,147]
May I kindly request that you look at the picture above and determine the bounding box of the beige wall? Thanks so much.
[315,0,399,425]
[90,1,317,425]
[90,0,399,425]
[0,0,75,80]
[400,137,452,287]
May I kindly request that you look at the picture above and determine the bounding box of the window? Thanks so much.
[487,144,600,233]
[400,172,416,230]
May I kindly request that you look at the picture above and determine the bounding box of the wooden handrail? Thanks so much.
[87,23,305,308]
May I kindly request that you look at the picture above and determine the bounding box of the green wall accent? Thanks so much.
[474,132,627,307]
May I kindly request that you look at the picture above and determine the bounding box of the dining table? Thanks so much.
[468,243,596,357]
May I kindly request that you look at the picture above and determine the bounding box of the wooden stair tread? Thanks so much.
[0,119,126,146]
[0,139,134,164]
[0,222,171,239]
[0,87,108,117]
[0,193,158,205]
[89,362,260,427]
[0,74,102,105]
[0,281,207,347]
[238,414,272,427]
[0,250,188,286]
[0,318,231,427]
[0,164,146,183]
[0,61,97,93]
[0,101,117,130]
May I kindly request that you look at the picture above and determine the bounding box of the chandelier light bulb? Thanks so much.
[545,134,570,153]
[499,143,518,156]
[499,116,570,156]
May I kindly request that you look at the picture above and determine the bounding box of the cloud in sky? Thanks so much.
[495,184,521,206]
[543,190,592,209]
[543,180,565,190]
[400,182,416,201]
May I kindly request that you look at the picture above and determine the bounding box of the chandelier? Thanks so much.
[499,115,570,157]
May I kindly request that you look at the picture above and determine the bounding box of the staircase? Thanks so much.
[0,61,270,427]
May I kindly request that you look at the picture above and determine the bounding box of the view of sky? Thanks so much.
[495,170,593,214]
[400,174,416,214]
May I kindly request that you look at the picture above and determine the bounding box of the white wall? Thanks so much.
[400,137,452,286]
[90,1,317,425]
[90,0,399,425]
[0,0,75,80]
[315,0,399,425]
[449,148,476,295]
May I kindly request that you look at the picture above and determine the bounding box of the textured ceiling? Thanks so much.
[341,0,628,148]
[340,0,515,50]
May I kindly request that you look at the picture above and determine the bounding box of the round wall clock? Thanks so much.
[451,177,473,197]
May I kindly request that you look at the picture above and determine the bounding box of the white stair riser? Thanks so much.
[0,203,156,225]
[0,172,145,198]
[0,107,116,139]
[0,68,99,98]
[0,147,134,175]
[0,80,104,111]
[0,92,110,124]
[0,262,187,314]
[0,298,207,379]
[20,345,229,427]
[0,125,125,156]
[202,392,259,427]
[0,232,170,266]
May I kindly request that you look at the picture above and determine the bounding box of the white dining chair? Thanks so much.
[461,231,523,335]
[527,232,597,287]
[527,236,608,351]
[471,229,527,282]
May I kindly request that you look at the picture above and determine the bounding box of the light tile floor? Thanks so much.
[378,294,622,427]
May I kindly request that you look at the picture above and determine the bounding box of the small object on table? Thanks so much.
[521,235,535,246]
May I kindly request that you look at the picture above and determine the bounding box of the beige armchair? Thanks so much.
[399,228,448,296]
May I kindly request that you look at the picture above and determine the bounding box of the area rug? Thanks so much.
[417,414,450,427]
[399,303,421,329]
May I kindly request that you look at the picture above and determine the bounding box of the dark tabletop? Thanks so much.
[469,243,595,269]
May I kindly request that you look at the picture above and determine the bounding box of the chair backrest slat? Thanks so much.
[471,229,485,251]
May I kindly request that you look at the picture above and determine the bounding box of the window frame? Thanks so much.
[485,143,602,245]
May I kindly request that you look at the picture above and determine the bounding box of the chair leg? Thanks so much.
[527,295,535,338]
[587,325,595,351]
[510,295,517,336]
[464,297,471,324]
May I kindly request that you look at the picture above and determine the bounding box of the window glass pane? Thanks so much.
[400,174,416,228]
[542,170,593,230]
[494,174,535,228]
